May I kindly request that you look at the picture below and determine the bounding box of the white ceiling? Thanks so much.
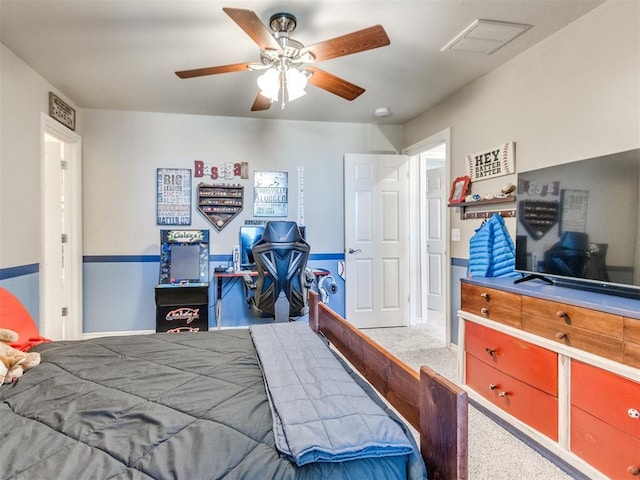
[0,0,605,125]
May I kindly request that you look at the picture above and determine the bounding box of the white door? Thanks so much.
[40,114,83,340]
[425,166,446,312]
[344,153,409,328]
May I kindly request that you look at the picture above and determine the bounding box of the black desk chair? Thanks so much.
[243,221,313,322]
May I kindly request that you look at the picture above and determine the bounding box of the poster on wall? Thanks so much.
[253,170,288,217]
[466,142,515,182]
[157,168,192,225]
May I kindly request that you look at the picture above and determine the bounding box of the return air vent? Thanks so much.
[441,19,532,55]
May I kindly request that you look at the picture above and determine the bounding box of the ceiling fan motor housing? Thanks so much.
[269,12,297,33]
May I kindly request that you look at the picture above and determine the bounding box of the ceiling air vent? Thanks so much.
[441,19,531,55]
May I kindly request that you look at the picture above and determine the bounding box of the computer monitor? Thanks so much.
[239,225,265,269]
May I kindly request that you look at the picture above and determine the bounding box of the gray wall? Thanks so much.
[403,1,640,340]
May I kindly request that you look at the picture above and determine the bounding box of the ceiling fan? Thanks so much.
[175,7,390,112]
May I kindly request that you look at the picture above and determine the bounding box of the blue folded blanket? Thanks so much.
[250,322,415,467]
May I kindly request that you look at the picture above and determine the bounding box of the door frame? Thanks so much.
[40,113,83,340]
[403,128,451,341]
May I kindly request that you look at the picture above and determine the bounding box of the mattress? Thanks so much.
[0,329,426,479]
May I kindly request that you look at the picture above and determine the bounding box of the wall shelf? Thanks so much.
[197,183,244,231]
[448,195,516,220]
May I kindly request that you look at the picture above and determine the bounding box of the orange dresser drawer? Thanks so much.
[465,321,557,395]
[465,353,558,440]
[522,296,624,338]
[571,360,640,440]
[461,283,521,328]
[571,406,640,480]
[522,313,623,363]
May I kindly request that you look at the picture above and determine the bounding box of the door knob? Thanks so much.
[348,248,362,254]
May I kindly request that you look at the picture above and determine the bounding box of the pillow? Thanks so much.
[0,288,50,351]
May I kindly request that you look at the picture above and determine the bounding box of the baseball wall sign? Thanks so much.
[466,142,515,182]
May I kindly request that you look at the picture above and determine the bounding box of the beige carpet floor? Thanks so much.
[363,315,586,480]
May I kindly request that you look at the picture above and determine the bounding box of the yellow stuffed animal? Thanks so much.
[0,328,40,384]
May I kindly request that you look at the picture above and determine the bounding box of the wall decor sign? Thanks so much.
[254,170,288,217]
[194,160,249,180]
[157,168,192,225]
[466,142,515,182]
[49,92,76,131]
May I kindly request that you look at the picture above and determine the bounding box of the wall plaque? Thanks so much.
[49,92,76,131]
[466,142,515,182]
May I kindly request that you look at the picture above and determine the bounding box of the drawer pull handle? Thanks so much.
[499,391,509,397]
[628,408,640,419]
[480,307,489,315]
[555,332,567,340]
[628,466,640,476]
[555,310,567,318]
[489,384,498,390]
[485,348,496,357]
[480,292,490,299]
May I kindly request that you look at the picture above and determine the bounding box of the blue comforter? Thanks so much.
[251,323,424,475]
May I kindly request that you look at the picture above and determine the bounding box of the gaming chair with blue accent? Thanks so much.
[243,221,312,322]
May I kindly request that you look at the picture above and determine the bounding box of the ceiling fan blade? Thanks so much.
[175,62,258,79]
[305,67,365,101]
[223,7,282,53]
[251,93,272,111]
[301,25,390,62]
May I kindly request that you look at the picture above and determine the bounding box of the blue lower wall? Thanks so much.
[1,257,464,336]
[82,254,345,333]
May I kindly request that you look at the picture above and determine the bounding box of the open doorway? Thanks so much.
[405,129,450,345]
[40,113,83,340]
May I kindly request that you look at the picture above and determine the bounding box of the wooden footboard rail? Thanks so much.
[309,291,468,480]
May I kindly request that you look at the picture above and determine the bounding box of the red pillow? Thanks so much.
[0,288,51,351]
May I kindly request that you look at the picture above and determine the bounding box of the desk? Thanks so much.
[213,269,329,329]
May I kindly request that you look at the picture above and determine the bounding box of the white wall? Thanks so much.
[403,0,640,258]
[0,43,80,317]
[0,43,81,268]
[81,109,402,257]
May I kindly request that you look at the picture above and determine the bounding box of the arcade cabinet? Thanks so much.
[155,229,210,332]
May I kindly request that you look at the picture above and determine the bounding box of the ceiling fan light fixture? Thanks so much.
[257,68,280,101]
[285,67,308,101]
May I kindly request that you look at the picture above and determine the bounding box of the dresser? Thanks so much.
[458,278,640,480]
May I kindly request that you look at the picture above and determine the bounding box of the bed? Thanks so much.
[0,290,467,479]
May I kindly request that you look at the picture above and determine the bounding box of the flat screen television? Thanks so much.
[515,148,640,299]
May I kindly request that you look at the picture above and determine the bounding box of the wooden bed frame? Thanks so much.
[308,291,468,480]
